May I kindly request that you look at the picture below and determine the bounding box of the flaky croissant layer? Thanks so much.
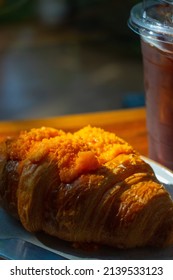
[1,126,173,249]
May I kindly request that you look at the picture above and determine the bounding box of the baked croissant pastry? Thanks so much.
[0,126,173,249]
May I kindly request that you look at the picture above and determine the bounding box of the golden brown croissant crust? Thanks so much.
[1,126,173,249]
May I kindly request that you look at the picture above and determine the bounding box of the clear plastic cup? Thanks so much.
[129,0,173,170]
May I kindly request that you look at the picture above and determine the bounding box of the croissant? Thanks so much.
[1,125,173,249]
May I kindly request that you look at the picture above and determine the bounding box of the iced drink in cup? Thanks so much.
[128,0,173,170]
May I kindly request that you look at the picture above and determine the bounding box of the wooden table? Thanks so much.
[0,107,148,156]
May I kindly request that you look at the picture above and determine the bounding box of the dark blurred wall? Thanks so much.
[0,1,144,120]
[67,1,139,36]
[0,1,140,51]
[66,0,141,57]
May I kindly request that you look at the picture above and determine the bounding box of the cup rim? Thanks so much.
[128,2,173,43]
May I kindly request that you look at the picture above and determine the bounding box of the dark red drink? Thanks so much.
[141,39,173,169]
[129,1,173,169]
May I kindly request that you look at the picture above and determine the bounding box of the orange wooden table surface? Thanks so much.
[0,107,148,156]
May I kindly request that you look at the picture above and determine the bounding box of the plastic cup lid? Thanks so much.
[128,0,173,43]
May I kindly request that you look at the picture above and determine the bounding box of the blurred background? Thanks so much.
[0,0,144,121]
